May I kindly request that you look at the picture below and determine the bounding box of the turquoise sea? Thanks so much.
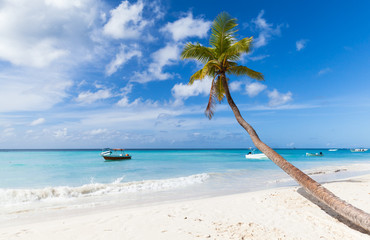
[1,149,370,214]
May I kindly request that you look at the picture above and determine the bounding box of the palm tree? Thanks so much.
[181,12,370,232]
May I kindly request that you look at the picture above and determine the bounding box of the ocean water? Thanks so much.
[1,148,370,218]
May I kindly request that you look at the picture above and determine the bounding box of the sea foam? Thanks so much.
[0,173,210,204]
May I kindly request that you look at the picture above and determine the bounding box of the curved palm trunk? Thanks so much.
[221,75,370,232]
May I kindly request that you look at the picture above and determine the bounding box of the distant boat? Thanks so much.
[245,153,268,159]
[350,148,368,152]
[328,149,338,152]
[101,148,131,161]
[306,152,324,157]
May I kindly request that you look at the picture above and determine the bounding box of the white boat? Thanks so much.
[245,153,268,159]
[328,149,338,151]
[350,148,368,152]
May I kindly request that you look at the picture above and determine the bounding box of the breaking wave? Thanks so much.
[0,173,210,204]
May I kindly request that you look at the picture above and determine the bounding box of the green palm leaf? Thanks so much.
[225,37,253,59]
[228,65,264,80]
[214,75,225,102]
[205,77,217,119]
[189,69,203,85]
[181,43,215,64]
[182,12,263,119]
[210,12,238,56]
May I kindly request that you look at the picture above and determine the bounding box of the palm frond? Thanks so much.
[181,12,265,120]
[181,43,215,64]
[189,60,220,85]
[214,75,225,102]
[205,77,217,119]
[225,37,253,59]
[189,69,203,85]
[210,12,238,56]
[227,65,264,80]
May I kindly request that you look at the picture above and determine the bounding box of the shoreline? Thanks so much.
[1,174,370,239]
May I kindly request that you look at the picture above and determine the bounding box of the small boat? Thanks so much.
[306,152,324,157]
[245,152,268,159]
[350,148,368,152]
[101,148,131,161]
[328,149,338,152]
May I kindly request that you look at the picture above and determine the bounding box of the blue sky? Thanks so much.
[0,0,369,149]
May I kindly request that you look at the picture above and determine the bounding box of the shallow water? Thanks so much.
[0,149,369,214]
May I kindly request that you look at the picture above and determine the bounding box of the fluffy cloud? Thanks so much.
[76,89,112,104]
[229,81,243,92]
[252,10,284,48]
[117,97,158,108]
[171,77,212,102]
[161,13,211,42]
[0,0,103,68]
[103,0,148,39]
[245,82,267,97]
[105,44,142,76]
[132,44,180,83]
[296,39,308,51]
[267,89,292,106]
[30,118,45,126]
[132,12,211,84]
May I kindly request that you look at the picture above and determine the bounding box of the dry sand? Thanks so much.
[1,174,370,240]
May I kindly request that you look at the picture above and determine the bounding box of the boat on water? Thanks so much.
[101,148,131,161]
[306,152,324,157]
[328,149,338,151]
[245,152,268,159]
[350,148,368,152]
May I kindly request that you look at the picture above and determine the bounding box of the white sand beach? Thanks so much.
[0,174,369,240]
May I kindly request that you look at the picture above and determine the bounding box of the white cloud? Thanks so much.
[252,10,283,48]
[171,77,212,103]
[117,97,158,108]
[105,44,142,76]
[132,44,180,83]
[103,0,148,39]
[0,0,103,68]
[229,81,243,92]
[44,0,85,9]
[318,68,331,76]
[267,89,293,107]
[120,83,134,95]
[161,13,211,42]
[88,128,108,135]
[3,128,15,137]
[54,128,67,138]
[0,69,72,112]
[246,82,267,97]
[30,118,45,126]
[296,39,308,51]
[248,54,270,61]
[76,89,112,104]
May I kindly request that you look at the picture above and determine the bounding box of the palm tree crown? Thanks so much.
[181,12,263,119]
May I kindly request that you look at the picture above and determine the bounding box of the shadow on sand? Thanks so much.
[297,181,370,235]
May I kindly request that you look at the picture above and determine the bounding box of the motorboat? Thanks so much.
[350,148,368,152]
[245,152,268,159]
[101,148,131,161]
[328,149,338,151]
[306,152,324,157]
